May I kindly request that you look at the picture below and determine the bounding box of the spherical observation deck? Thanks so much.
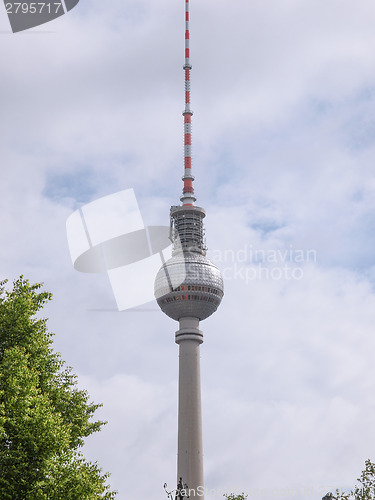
[154,251,224,321]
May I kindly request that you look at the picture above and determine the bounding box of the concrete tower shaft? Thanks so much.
[175,317,204,498]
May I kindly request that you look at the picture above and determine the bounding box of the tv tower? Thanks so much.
[154,1,224,498]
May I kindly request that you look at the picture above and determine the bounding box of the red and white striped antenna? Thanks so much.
[180,0,196,206]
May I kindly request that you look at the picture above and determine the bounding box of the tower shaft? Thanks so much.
[176,317,204,499]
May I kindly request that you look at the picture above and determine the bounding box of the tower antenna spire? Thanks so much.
[181,0,196,206]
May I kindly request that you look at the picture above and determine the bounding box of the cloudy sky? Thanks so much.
[2,0,375,498]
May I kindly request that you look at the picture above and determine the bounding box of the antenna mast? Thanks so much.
[181,0,196,206]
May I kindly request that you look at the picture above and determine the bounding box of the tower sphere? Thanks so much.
[154,251,223,321]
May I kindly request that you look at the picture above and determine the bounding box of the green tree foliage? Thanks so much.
[333,459,375,500]
[224,493,248,500]
[0,277,117,499]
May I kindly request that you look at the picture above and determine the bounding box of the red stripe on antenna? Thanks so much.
[182,0,196,205]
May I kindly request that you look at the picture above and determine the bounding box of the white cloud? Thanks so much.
[2,0,375,498]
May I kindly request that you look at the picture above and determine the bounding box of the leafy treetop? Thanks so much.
[0,277,117,499]
[224,493,248,500]
[327,459,375,500]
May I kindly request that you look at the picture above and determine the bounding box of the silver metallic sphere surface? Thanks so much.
[154,251,224,321]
